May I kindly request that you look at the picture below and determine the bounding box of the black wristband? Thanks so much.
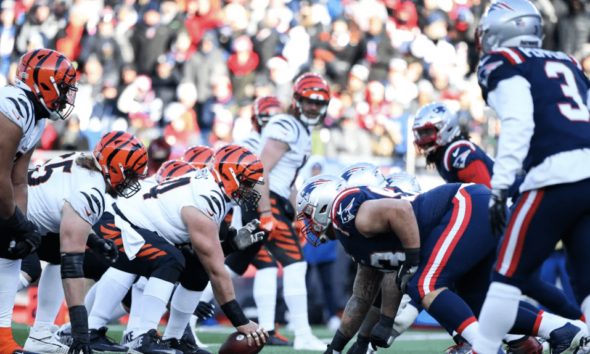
[220,299,249,327]
[357,334,370,345]
[331,330,352,351]
[61,253,85,279]
[69,306,89,337]
[378,314,394,328]
[221,239,236,256]
[404,248,420,267]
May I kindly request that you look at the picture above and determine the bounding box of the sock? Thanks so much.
[538,311,570,339]
[283,262,311,337]
[254,267,278,332]
[0,259,21,328]
[88,268,136,330]
[582,296,590,336]
[33,264,64,331]
[518,300,540,313]
[84,283,98,313]
[426,290,478,345]
[394,302,420,335]
[199,265,239,304]
[17,274,30,292]
[138,278,175,335]
[474,282,521,354]
[126,279,146,333]
[163,286,201,340]
[532,281,583,320]
[108,303,129,323]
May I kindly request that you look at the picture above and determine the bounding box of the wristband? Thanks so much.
[357,334,370,345]
[86,233,101,248]
[69,306,89,337]
[220,299,249,327]
[404,248,420,267]
[331,330,353,351]
[378,314,394,328]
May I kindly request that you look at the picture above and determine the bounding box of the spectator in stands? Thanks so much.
[79,7,124,76]
[347,64,369,104]
[147,136,171,176]
[228,35,259,103]
[0,1,16,77]
[185,0,223,51]
[118,75,163,126]
[163,102,201,158]
[209,109,234,149]
[152,56,182,110]
[325,93,372,158]
[56,115,90,151]
[267,56,292,104]
[114,5,137,64]
[363,14,398,82]
[15,0,54,54]
[52,5,88,62]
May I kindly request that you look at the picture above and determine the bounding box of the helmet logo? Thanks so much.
[341,167,366,181]
[489,2,514,12]
[337,198,356,224]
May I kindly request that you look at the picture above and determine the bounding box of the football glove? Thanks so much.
[396,248,420,293]
[68,306,92,354]
[260,213,278,236]
[230,219,265,250]
[195,301,215,320]
[489,188,509,238]
[3,207,41,259]
[347,334,370,354]
[370,315,395,349]
[86,234,118,263]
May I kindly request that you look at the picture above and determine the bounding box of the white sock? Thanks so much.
[126,278,147,333]
[283,262,311,337]
[88,268,135,330]
[138,278,175,335]
[474,282,521,354]
[254,267,278,332]
[85,283,98,313]
[538,311,570,339]
[34,264,64,331]
[200,265,239,304]
[190,315,197,331]
[163,286,201,340]
[582,296,590,336]
[394,304,420,335]
[108,303,129,323]
[17,273,30,292]
[461,321,479,346]
[0,258,21,327]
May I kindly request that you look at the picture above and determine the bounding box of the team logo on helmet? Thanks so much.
[341,167,367,181]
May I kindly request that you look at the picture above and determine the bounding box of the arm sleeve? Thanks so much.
[488,76,535,190]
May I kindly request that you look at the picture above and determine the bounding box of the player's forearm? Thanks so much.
[12,182,28,214]
[0,177,16,219]
[340,265,384,337]
[210,266,237,305]
[257,170,272,214]
[62,278,85,307]
[380,273,402,318]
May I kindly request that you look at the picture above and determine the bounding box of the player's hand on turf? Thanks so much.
[68,306,92,354]
[260,212,278,236]
[346,342,367,354]
[195,301,215,320]
[231,220,265,250]
[489,188,509,238]
[4,207,41,258]
[370,315,395,349]
[236,321,268,346]
[69,337,92,354]
[86,234,118,263]
[323,344,342,354]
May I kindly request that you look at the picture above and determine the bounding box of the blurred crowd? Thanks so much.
[2,0,590,168]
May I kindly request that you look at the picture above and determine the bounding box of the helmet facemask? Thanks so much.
[113,164,146,198]
[36,76,78,121]
[229,167,263,211]
[295,97,328,125]
[297,201,330,246]
[413,122,444,155]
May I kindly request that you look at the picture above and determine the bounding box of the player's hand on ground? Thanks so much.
[370,315,395,349]
[260,212,278,237]
[323,344,342,354]
[231,220,265,250]
[489,188,509,238]
[195,301,215,320]
[236,321,268,346]
[68,337,92,354]
[87,234,118,263]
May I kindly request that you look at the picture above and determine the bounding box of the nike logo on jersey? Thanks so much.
[206,209,214,217]
[11,109,21,120]
[281,130,288,136]
[452,149,459,158]
[84,207,91,216]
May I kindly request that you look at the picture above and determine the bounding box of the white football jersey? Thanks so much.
[0,86,46,161]
[258,114,311,200]
[115,168,232,245]
[239,130,261,152]
[27,152,107,235]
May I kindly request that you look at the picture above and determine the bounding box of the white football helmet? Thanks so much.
[382,172,421,193]
[296,174,347,246]
[413,102,460,155]
[340,162,385,187]
[476,0,543,55]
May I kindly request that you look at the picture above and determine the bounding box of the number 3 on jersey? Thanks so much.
[371,251,405,270]
[545,61,590,122]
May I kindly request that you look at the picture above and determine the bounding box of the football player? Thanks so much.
[86,145,267,354]
[0,49,77,354]
[296,176,585,354]
[472,1,590,353]
[14,132,147,354]
[182,146,215,170]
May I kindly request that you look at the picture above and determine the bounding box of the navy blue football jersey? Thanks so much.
[436,140,494,187]
[330,184,462,272]
[478,47,590,172]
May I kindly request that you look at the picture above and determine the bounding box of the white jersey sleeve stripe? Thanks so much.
[201,194,220,214]
[211,190,226,215]
[91,187,105,214]
[6,96,34,133]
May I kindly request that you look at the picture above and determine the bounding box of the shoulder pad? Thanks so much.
[443,140,476,171]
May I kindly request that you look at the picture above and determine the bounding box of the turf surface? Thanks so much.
[12,323,456,354]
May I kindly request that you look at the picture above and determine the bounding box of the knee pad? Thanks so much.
[21,253,41,283]
[283,261,307,296]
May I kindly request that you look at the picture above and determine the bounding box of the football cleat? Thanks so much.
[55,324,72,346]
[548,323,585,354]
[12,350,42,354]
[24,325,70,354]
[266,334,293,346]
[127,330,181,354]
[505,336,543,354]
[293,333,327,351]
[161,338,211,354]
[89,327,128,353]
[446,342,472,354]
[573,336,590,354]
[120,330,135,347]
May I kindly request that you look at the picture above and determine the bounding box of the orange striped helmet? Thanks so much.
[292,72,330,125]
[211,145,264,211]
[182,146,215,170]
[251,96,282,132]
[93,131,148,198]
[15,49,77,121]
[155,160,196,184]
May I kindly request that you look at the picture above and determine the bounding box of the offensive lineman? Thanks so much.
[473,0,590,353]
[0,49,77,354]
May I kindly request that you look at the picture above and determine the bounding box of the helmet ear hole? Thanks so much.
[41,83,51,91]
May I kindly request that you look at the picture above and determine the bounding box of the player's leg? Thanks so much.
[122,277,147,346]
[18,253,41,292]
[0,252,23,354]
[474,185,586,354]
[264,193,325,351]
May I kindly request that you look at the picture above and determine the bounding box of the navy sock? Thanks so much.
[510,306,541,336]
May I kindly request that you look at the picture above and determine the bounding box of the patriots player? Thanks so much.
[297,175,585,354]
[472,0,590,353]
[0,49,76,354]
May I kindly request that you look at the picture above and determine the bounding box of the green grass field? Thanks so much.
[12,323,456,354]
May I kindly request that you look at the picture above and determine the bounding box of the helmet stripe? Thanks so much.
[24,49,41,71]
[54,55,66,76]
[32,52,55,90]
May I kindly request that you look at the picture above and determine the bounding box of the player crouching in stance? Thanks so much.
[296,176,587,354]
[86,145,268,354]
[16,132,147,354]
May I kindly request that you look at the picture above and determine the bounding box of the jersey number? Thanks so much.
[370,251,405,270]
[143,177,191,200]
[28,159,74,186]
[545,61,590,122]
